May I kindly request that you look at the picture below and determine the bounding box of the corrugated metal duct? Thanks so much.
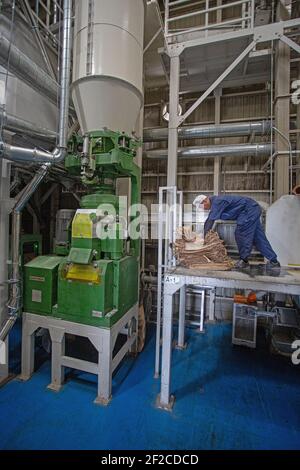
[0,33,58,103]
[143,121,271,142]
[145,143,273,159]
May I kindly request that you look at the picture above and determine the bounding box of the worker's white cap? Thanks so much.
[193,194,208,206]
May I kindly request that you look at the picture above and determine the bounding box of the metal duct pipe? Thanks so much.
[0,164,49,342]
[0,316,18,343]
[0,0,72,164]
[0,33,58,103]
[0,109,57,142]
[0,111,79,144]
[143,121,272,142]
[58,2,72,152]
[146,143,273,159]
[0,0,73,342]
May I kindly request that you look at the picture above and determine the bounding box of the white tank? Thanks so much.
[266,195,300,267]
[72,0,145,136]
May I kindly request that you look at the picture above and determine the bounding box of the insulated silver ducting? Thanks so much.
[0,316,18,342]
[143,121,272,142]
[58,2,72,152]
[10,164,49,310]
[0,109,57,142]
[0,0,72,164]
[0,110,79,143]
[145,143,273,159]
[0,33,58,103]
[0,117,271,146]
[0,0,73,342]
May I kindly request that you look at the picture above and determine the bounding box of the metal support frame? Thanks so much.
[208,288,216,322]
[21,0,57,79]
[232,302,258,348]
[155,186,182,378]
[0,159,13,384]
[162,15,300,207]
[163,18,300,186]
[199,288,205,333]
[157,267,300,410]
[144,27,162,55]
[274,5,291,200]
[164,18,300,51]
[167,54,181,186]
[297,68,300,185]
[29,0,62,47]
[213,88,222,195]
[175,285,186,349]
[280,35,300,55]
[20,304,138,405]
[154,8,300,410]
[179,40,257,126]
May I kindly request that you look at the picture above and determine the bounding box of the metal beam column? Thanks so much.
[158,291,174,409]
[176,285,186,349]
[274,1,291,199]
[292,0,300,185]
[0,159,12,384]
[214,88,222,194]
[167,53,180,186]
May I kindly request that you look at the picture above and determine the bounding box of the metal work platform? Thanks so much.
[157,266,300,410]
[19,303,138,405]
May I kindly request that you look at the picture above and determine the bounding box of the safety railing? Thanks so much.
[164,0,255,42]
[155,186,183,378]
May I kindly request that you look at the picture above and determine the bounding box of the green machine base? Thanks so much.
[54,256,138,328]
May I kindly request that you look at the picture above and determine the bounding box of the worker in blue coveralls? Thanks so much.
[193,194,280,269]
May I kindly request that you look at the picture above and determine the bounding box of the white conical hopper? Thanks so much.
[72,0,145,136]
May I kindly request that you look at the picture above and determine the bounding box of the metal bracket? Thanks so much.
[166,44,184,58]
[254,22,284,42]
[156,393,175,411]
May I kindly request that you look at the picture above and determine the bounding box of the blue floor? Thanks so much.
[1,322,300,450]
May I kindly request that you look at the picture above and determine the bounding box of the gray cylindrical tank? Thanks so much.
[72,0,145,136]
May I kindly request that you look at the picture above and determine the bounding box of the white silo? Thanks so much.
[72,0,145,136]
